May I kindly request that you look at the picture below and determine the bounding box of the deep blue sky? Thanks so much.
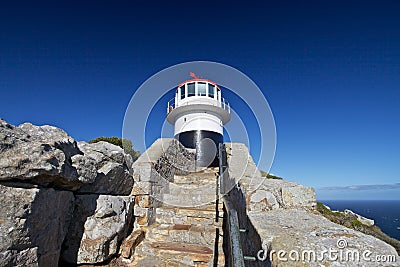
[1,1,399,200]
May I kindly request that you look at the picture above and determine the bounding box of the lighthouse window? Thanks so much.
[187,83,195,97]
[198,82,206,96]
[180,86,185,100]
[208,84,215,98]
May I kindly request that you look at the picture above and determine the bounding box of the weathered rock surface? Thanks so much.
[0,184,74,267]
[61,194,134,264]
[0,119,83,188]
[250,179,316,211]
[223,142,399,267]
[75,141,133,195]
[130,138,196,228]
[0,119,136,266]
[224,143,316,211]
[344,209,375,226]
[0,119,133,194]
[249,209,399,266]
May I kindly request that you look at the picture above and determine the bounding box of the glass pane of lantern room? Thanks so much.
[180,86,185,100]
[188,83,195,97]
[208,84,215,98]
[198,82,206,96]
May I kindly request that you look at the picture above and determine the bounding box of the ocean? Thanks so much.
[320,200,400,241]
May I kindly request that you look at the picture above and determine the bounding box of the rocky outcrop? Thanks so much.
[0,184,74,267]
[224,143,316,211]
[75,141,133,195]
[223,143,399,267]
[344,209,375,226]
[249,209,399,266]
[61,195,134,264]
[0,119,83,188]
[0,119,133,194]
[0,119,135,266]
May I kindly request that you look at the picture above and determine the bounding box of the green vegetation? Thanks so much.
[316,202,400,254]
[260,170,283,179]
[316,202,344,217]
[89,136,140,161]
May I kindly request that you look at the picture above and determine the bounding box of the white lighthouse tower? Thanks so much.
[167,73,231,167]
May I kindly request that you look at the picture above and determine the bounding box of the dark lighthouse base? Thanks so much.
[175,130,223,167]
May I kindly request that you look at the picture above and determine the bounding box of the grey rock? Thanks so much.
[75,142,134,195]
[0,184,74,267]
[224,143,316,211]
[0,119,133,194]
[0,119,83,189]
[248,209,399,266]
[76,141,126,165]
[76,141,134,195]
[61,194,134,264]
[344,209,375,226]
[134,138,195,180]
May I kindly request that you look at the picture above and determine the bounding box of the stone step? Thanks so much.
[146,222,223,238]
[132,240,217,266]
[158,206,223,219]
[172,175,218,186]
[151,241,213,254]
[161,193,217,208]
[135,241,213,258]
[130,236,224,266]
[167,183,217,196]
[155,207,222,226]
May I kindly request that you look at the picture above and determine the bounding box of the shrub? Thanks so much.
[260,170,283,179]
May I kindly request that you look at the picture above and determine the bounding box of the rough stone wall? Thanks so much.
[130,138,196,229]
[155,138,196,180]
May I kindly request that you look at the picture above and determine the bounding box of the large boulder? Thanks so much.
[224,143,316,211]
[75,141,133,195]
[0,119,84,189]
[248,179,316,211]
[61,194,134,264]
[0,184,75,267]
[0,119,133,194]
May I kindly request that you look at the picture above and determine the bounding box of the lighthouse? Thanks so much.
[166,73,231,167]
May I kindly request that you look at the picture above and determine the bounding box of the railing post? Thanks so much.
[218,143,224,195]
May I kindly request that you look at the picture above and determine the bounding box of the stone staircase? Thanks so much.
[129,167,225,266]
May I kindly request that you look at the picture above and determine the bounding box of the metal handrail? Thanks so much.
[167,97,231,114]
[222,197,245,267]
[218,143,245,267]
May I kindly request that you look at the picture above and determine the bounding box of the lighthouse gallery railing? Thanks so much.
[167,97,231,114]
